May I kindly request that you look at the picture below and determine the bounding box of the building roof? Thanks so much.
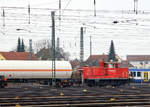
[85,54,127,67]
[86,55,108,62]
[0,52,39,60]
[85,55,109,66]
[127,55,150,61]
[120,60,129,67]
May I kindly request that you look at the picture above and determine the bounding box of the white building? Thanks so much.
[127,55,150,69]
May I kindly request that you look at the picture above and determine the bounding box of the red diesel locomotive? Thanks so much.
[82,60,129,86]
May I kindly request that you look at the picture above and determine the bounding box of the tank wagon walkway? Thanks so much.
[1,83,150,107]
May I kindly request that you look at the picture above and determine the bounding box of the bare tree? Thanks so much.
[34,39,51,53]
[34,39,70,60]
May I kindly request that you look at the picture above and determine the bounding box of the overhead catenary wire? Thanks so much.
[31,0,60,7]
[61,0,72,15]
[0,6,150,59]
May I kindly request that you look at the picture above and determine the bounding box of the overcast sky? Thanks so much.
[1,0,150,10]
[0,0,150,60]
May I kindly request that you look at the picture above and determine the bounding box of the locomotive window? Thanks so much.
[115,64,118,68]
[104,63,107,67]
[137,72,141,77]
[108,64,113,68]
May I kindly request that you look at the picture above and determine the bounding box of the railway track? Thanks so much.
[0,83,150,106]
[1,94,150,106]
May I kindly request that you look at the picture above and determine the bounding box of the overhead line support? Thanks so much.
[51,11,56,87]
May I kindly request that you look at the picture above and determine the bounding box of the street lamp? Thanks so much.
[16,28,31,33]
[16,28,24,31]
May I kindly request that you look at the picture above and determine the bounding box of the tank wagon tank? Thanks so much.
[0,60,73,85]
[82,60,129,86]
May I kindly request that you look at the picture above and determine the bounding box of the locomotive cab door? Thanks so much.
[144,72,149,82]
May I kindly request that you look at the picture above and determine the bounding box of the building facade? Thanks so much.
[127,55,150,69]
[127,55,150,82]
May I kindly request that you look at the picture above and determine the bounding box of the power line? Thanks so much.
[0,6,150,56]
[32,0,59,7]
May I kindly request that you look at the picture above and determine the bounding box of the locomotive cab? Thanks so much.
[108,63,118,68]
[102,61,119,68]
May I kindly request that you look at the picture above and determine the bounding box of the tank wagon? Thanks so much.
[82,61,129,86]
[0,60,73,86]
